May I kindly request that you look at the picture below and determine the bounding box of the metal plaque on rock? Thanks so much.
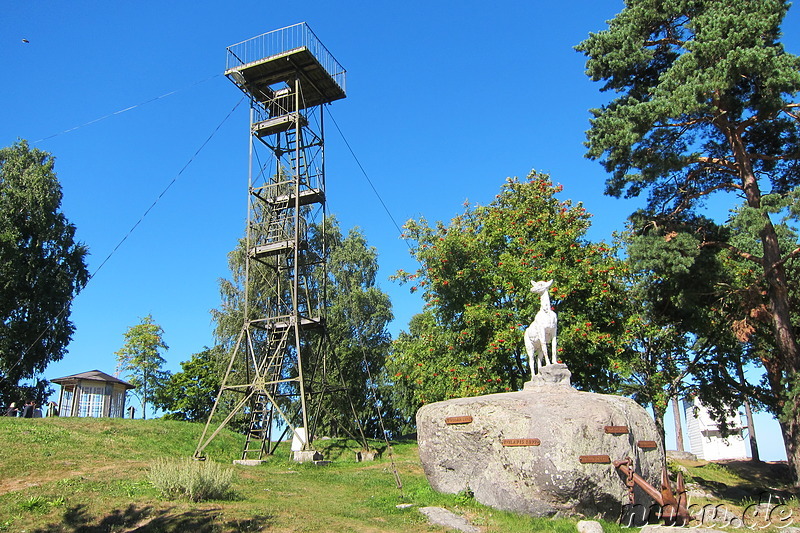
[445,416,474,425]
[501,438,541,447]
[579,455,611,464]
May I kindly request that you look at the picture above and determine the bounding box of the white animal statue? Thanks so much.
[524,279,558,376]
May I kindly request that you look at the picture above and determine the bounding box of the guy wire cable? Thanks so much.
[324,107,412,253]
[2,96,244,383]
[33,74,223,144]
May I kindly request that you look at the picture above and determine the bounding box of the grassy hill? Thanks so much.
[1,417,794,532]
[0,417,593,532]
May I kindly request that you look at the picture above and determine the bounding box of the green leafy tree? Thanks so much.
[578,0,800,481]
[115,314,170,419]
[212,216,395,438]
[155,346,223,422]
[388,173,629,419]
[615,218,742,446]
[0,140,89,405]
[310,219,395,438]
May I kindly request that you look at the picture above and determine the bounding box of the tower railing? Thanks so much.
[226,22,346,94]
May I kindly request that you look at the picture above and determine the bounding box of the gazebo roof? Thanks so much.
[51,369,134,389]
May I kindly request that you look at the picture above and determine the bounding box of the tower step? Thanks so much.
[266,188,324,208]
[249,240,308,258]
[252,113,308,137]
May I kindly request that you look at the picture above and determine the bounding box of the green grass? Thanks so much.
[687,462,740,486]
[669,458,798,531]
[1,417,792,532]
[2,417,623,532]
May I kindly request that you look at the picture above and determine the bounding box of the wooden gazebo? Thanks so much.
[51,370,134,418]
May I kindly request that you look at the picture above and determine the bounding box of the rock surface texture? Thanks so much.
[416,364,664,518]
[418,507,480,533]
[577,520,605,533]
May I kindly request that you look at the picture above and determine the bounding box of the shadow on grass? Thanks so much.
[720,460,795,492]
[690,461,798,502]
[32,503,272,532]
[314,438,389,462]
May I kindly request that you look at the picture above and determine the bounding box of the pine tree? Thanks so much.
[578,0,800,481]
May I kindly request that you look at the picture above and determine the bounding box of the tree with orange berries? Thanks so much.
[388,172,630,417]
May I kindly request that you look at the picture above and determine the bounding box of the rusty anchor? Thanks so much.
[614,457,689,526]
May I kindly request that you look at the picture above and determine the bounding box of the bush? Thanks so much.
[148,458,235,502]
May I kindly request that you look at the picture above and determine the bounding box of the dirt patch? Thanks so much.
[0,460,148,495]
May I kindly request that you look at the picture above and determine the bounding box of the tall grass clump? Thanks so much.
[149,458,235,502]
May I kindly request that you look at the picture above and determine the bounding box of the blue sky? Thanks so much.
[2,1,797,460]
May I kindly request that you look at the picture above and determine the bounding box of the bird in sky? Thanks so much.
[22,39,30,43]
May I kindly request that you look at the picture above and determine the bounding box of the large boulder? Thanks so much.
[416,364,664,518]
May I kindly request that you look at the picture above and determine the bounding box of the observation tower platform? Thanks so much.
[225,23,346,110]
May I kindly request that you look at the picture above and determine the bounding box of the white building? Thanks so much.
[52,370,134,418]
[683,397,748,460]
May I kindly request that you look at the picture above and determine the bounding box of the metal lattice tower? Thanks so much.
[195,23,352,463]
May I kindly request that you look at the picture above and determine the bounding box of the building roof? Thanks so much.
[51,369,135,389]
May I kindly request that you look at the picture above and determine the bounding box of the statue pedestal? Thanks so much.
[523,363,572,390]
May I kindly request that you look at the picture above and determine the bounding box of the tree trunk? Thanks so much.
[672,396,685,452]
[736,356,760,462]
[779,416,800,482]
[725,124,800,485]
[742,398,760,462]
[754,202,799,482]
[653,406,667,453]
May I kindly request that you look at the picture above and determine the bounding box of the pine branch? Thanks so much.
[746,152,797,162]
[700,240,763,264]
[644,38,685,47]
[666,176,738,217]
[770,245,800,272]
[692,156,740,174]
[656,118,707,128]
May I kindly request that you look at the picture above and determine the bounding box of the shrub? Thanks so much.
[148,458,235,502]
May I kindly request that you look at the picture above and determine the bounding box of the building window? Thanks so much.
[79,386,105,418]
[61,389,74,417]
[110,390,126,418]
